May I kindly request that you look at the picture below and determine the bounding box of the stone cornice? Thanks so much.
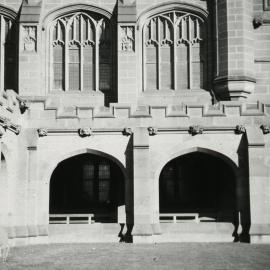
[23,99,270,119]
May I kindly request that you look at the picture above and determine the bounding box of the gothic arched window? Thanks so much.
[0,14,17,91]
[143,11,206,91]
[50,12,112,92]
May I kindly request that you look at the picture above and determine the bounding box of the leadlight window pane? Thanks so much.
[83,45,94,90]
[161,46,173,89]
[177,45,188,89]
[53,45,64,90]
[83,180,94,201]
[83,162,95,179]
[99,47,111,90]
[146,46,158,90]
[192,44,201,89]
[99,180,110,202]
[98,163,110,179]
[69,45,80,90]
[162,166,175,202]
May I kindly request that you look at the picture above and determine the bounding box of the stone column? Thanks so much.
[132,127,153,242]
[214,0,256,100]
[12,138,29,241]
[26,146,39,239]
[246,127,270,243]
[117,0,138,104]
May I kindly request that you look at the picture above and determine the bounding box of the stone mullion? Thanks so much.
[142,27,146,91]
[49,26,54,91]
[173,19,177,90]
[64,24,69,91]
[157,18,161,90]
[188,16,192,89]
[27,146,39,238]
[95,23,99,91]
[80,16,83,91]
[0,16,4,91]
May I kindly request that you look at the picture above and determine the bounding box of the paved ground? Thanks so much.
[1,243,270,270]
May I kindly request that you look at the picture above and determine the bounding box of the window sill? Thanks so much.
[48,90,104,96]
[142,88,209,96]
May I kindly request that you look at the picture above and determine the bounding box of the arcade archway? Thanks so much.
[50,153,125,223]
[159,152,237,223]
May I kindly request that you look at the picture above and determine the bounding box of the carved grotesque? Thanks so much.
[78,127,92,137]
[235,125,246,134]
[148,127,158,136]
[253,15,263,29]
[189,125,203,136]
[122,128,133,136]
[19,100,29,113]
[260,125,270,134]
[37,128,48,137]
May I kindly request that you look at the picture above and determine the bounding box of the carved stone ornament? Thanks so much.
[235,125,246,135]
[122,128,133,136]
[19,100,29,113]
[22,26,37,52]
[14,125,21,135]
[120,26,135,52]
[260,125,270,134]
[78,127,92,137]
[189,125,204,136]
[37,128,48,137]
[148,127,158,136]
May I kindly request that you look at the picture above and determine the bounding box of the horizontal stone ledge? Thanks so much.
[35,126,254,136]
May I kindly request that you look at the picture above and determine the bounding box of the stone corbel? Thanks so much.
[78,127,92,137]
[122,128,133,136]
[189,125,204,136]
[37,128,48,137]
[235,125,246,135]
[148,127,158,136]
[260,125,270,134]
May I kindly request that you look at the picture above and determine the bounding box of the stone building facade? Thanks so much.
[0,0,270,244]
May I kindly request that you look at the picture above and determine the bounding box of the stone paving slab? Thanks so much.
[1,243,270,270]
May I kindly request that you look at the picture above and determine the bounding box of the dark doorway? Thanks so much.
[50,153,125,222]
[159,152,236,223]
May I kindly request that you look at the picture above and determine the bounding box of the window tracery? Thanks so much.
[50,12,112,92]
[143,11,206,91]
[0,14,17,91]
